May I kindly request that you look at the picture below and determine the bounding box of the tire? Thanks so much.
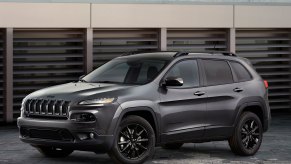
[161,143,184,150]
[35,145,73,158]
[228,112,263,156]
[108,116,155,164]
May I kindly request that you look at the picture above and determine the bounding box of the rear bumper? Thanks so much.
[17,117,114,153]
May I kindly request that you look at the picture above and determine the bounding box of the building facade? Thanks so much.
[1,1,291,123]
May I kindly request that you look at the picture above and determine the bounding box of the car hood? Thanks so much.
[26,82,134,101]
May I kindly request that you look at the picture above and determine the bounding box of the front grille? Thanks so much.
[20,127,74,141]
[24,99,70,119]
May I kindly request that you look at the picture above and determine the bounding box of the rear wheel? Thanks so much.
[228,112,263,156]
[108,116,155,164]
[162,143,183,150]
[35,145,73,158]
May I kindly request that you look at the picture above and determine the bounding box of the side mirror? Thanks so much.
[79,75,85,80]
[162,77,183,87]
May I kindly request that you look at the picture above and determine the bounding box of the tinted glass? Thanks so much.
[165,60,199,88]
[83,58,168,84]
[203,60,233,86]
[230,61,252,82]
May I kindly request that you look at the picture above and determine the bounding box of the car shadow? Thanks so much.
[151,143,253,163]
[29,143,256,164]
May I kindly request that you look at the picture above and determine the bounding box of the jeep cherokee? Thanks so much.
[17,52,271,164]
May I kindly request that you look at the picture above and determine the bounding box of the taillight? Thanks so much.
[264,80,268,89]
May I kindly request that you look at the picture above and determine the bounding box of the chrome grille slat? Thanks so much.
[38,99,44,114]
[45,100,50,115]
[60,101,65,116]
[31,99,37,114]
[52,100,57,115]
[28,100,32,114]
[24,99,70,119]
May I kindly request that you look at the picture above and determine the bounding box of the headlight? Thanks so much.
[79,98,116,105]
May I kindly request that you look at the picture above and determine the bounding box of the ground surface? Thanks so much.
[0,113,291,164]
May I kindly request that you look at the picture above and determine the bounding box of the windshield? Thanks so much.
[82,58,169,84]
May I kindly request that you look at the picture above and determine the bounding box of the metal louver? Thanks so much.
[236,29,291,110]
[93,29,159,68]
[13,29,85,120]
[167,29,228,52]
[0,30,4,122]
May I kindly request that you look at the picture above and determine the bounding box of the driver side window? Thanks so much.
[165,60,200,88]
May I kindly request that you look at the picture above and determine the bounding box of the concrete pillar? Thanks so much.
[4,28,13,123]
[227,28,236,53]
[159,28,167,51]
[84,28,93,74]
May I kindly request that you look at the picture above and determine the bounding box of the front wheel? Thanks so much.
[108,116,155,164]
[35,145,73,158]
[228,112,263,156]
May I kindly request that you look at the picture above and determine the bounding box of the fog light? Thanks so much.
[70,113,96,122]
[78,133,89,140]
[77,132,95,140]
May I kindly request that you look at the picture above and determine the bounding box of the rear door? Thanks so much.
[201,59,239,137]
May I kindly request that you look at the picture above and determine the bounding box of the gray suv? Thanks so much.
[17,52,271,164]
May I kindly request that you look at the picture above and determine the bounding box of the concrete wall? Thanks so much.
[1,3,291,28]
[0,0,291,5]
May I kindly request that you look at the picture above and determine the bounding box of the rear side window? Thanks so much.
[230,61,252,82]
[203,60,233,86]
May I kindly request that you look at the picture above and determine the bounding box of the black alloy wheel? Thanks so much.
[118,124,149,159]
[228,112,263,156]
[109,116,155,164]
[241,119,260,150]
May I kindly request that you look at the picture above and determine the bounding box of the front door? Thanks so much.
[159,59,207,143]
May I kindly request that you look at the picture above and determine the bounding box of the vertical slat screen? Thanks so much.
[236,29,291,110]
[93,29,159,68]
[13,29,85,120]
[167,29,228,52]
[0,30,4,122]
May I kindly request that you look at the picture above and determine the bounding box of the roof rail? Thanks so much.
[191,51,237,57]
[120,51,236,58]
[173,51,189,58]
[121,50,178,56]
[221,52,237,57]
[121,51,143,56]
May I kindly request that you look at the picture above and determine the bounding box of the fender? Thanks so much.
[233,96,267,130]
[107,100,161,146]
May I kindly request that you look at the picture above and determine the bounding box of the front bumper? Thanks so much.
[17,117,114,153]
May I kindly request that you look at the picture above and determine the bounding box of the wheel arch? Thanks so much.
[111,106,161,145]
[234,97,268,132]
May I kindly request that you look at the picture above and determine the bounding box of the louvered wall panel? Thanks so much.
[13,29,85,120]
[236,29,291,110]
[167,29,228,52]
[93,29,159,68]
[0,30,4,122]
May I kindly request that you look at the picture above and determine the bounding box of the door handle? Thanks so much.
[233,87,243,92]
[194,91,205,96]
